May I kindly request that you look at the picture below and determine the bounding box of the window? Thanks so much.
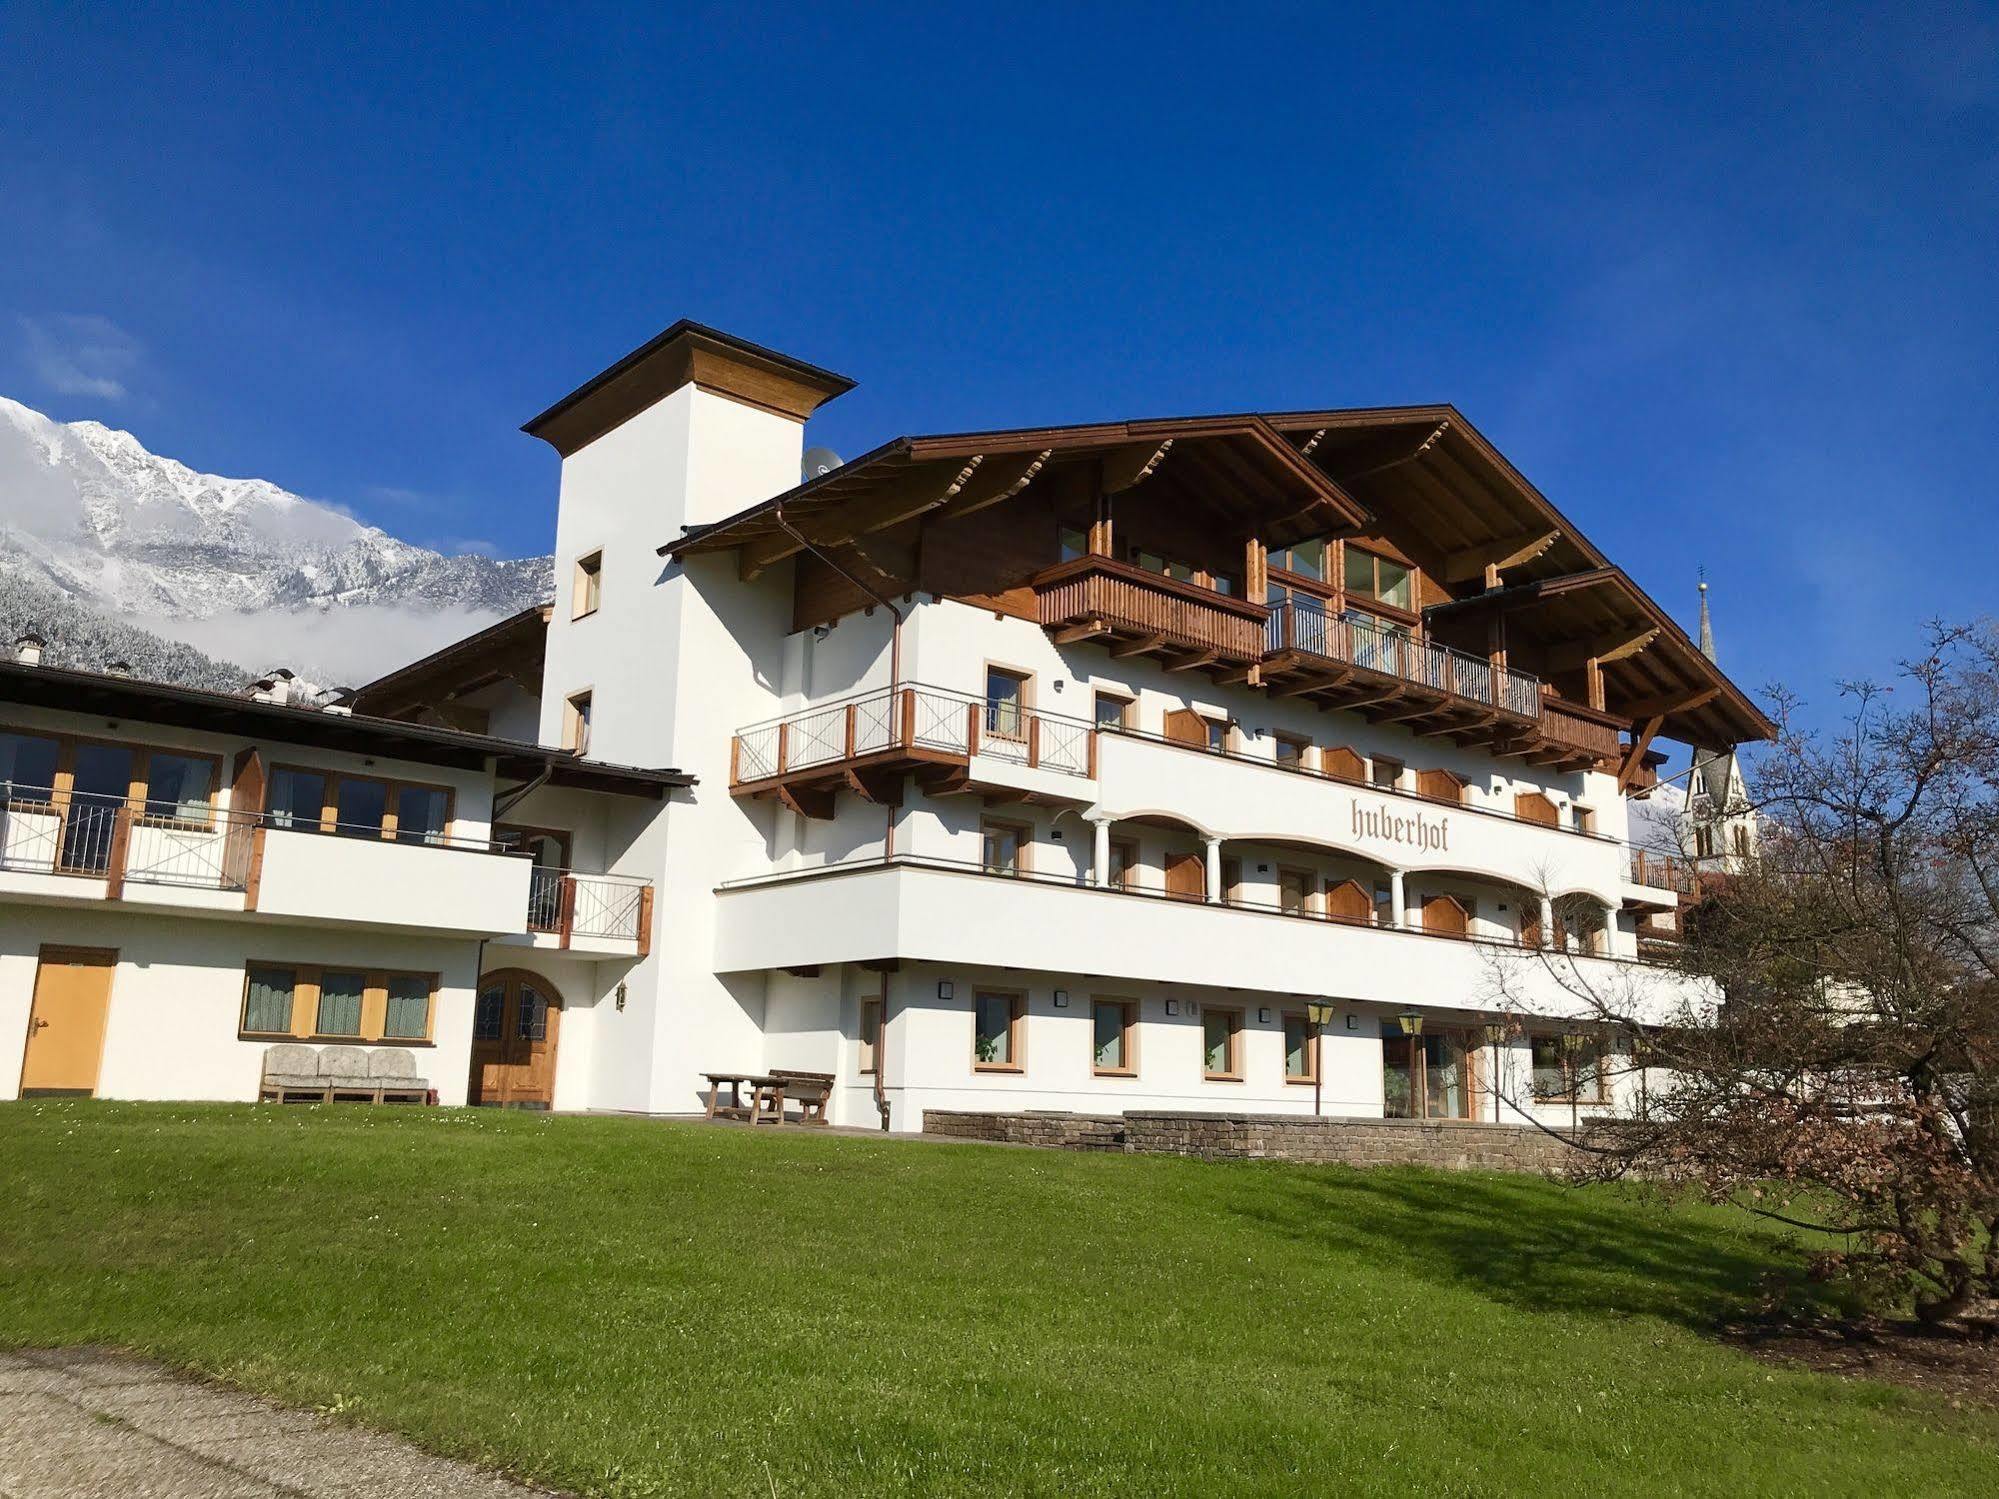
[0,731,59,793]
[1344,547,1413,611]
[1694,824,1717,860]
[1272,732,1310,768]
[1532,1033,1610,1102]
[984,667,1030,740]
[142,753,215,822]
[473,985,505,1040]
[383,974,433,1039]
[572,550,603,619]
[315,969,367,1036]
[1163,708,1226,752]
[241,964,297,1035]
[1128,545,1234,594]
[1370,756,1403,789]
[1278,867,1314,917]
[1093,690,1135,730]
[1107,837,1138,890]
[859,998,882,1074]
[268,767,327,830]
[333,777,388,838]
[1570,804,1595,836]
[1092,999,1137,1076]
[1058,525,1090,562]
[982,818,1027,876]
[393,785,450,845]
[241,962,435,1043]
[517,982,551,1041]
[973,990,1025,1071]
[1283,1013,1317,1083]
[565,691,593,754]
[1202,1008,1241,1079]
[1269,538,1328,580]
[1731,824,1751,858]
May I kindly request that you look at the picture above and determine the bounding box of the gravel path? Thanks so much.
[0,1348,559,1498]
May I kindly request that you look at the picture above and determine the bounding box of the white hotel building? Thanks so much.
[2,322,1766,1130]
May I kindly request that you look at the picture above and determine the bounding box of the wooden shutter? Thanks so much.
[1163,709,1209,748]
[1515,791,1558,827]
[1416,768,1465,805]
[1164,850,1206,900]
[1422,894,1468,937]
[1325,879,1372,925]
[1519,903,1543,948]
[1322,746,1365,783]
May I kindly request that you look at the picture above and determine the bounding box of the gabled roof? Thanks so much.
[664,414,1372,572]
[351,602,550,722]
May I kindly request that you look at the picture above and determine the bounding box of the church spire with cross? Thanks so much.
[1686,569,1755,870]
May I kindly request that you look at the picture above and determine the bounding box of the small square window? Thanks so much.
[1093,691,1135,730]
[573,551,603,619]
[1370,756,1403,789]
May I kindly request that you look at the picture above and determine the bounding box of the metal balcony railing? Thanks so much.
[526,866,654,943]
[1263,597,1542,719]
[732,684,1096,787]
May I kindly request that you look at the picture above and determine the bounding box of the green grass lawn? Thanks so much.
[2,1104,1995,1497]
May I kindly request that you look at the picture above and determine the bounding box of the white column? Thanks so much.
[1090,816,1112,888]
[1204,836,1223,904]
[1389,869,1406,929]
[1539,896,1555,948]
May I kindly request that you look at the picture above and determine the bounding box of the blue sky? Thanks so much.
[2,2,1994,731]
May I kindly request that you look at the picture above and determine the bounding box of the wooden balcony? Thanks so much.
[1030,555,1269,667]
[729,686,1097,817]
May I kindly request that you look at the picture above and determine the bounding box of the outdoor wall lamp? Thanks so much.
[1397,1009,1425,1036]
[615,982,627,1013]
[1053,990,1070,1007]
[937,980,955,1000]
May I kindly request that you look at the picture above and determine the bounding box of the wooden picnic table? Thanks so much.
[703,1071,788,1124]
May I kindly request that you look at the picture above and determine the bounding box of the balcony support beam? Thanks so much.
[1108,631,1166,659]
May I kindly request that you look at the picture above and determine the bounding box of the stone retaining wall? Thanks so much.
[922,1109,1577,1173]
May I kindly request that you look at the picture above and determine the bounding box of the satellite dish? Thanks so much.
[801,446,843,480]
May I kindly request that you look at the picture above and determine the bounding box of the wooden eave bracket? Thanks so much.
[1442,529,1560,585]
[1546,624,1661,674]
[1617,714,1665,792]
[1100,438,1175,494]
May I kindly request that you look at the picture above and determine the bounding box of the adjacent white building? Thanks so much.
[3,321,1770,1132]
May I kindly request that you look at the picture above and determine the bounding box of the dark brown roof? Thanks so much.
[350,602,550,721]
[0,659,691,796]
[524,321,856,456]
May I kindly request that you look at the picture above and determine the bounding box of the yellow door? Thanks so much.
[20,946,117,1097]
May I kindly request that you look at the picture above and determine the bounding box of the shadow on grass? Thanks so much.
[1221,1166,1835,1331]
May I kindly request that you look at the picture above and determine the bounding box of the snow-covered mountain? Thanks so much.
[0,395,553,682]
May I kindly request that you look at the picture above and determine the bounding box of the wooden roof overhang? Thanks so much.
[1264,406,1773,750]
[662,416,1373,581]
[350,603,550,726]
[0,660,691,798]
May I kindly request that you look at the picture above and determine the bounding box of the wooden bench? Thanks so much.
[768,1069,834,1126]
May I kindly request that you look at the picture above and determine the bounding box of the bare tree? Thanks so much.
[1488,622,1999,1323]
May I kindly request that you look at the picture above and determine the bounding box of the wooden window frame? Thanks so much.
[980,816,1033,877]
[1342,544,1416,615]
[1201,1005,1243,1082]
[572,549,604,620]
[1282,1010,1320,1085]
[972,988,1027,1074]
[1271,731,1311,770]
[266,762,456,842]
[236,960,438,1045]
[982,663,1034,743]
[3,729,223,830]
[564,689,594,755]
[858,996,882,1076]
[1092,689,1136,731]
[1090,996,1139,1078]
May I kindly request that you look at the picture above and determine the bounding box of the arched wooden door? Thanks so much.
[468,970,563,1108]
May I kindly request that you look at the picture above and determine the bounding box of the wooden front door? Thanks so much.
[468,971,562,1108]
[20,946,116,1097]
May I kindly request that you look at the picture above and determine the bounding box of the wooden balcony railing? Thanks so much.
[1031,555,1269,663]
[1539,700,1624,762]
[1628,848,1701,895]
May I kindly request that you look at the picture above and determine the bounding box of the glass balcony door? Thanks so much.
[1382,1025,1476,1120]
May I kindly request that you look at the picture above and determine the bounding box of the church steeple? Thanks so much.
[1697,570,1715,662]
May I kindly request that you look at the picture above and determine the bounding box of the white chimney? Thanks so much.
[13,631,43,666]
[104,660,131,677]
